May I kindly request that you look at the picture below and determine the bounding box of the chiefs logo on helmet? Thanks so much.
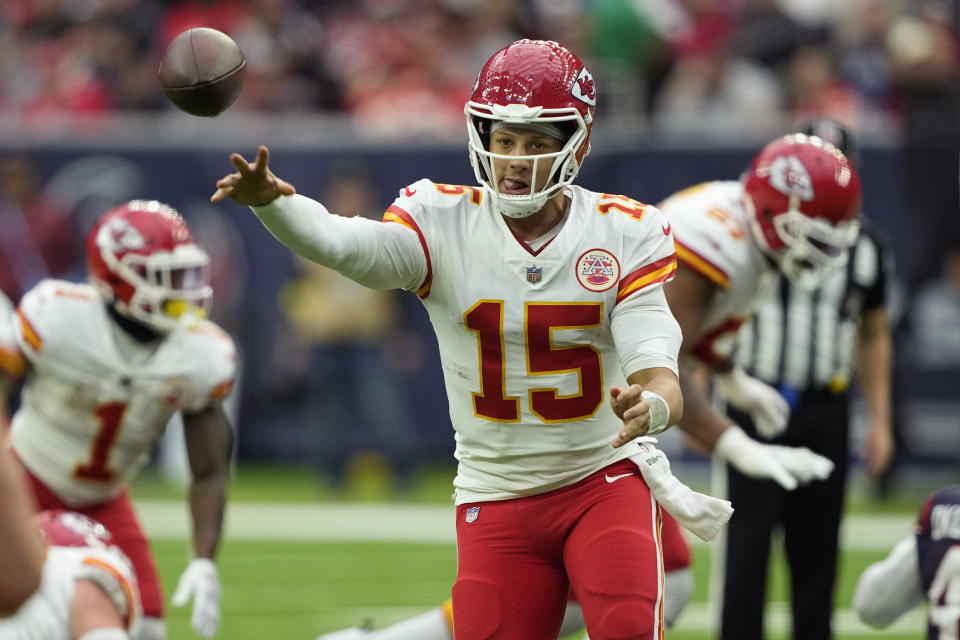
[572,67,596,106]
[768,155,815,201]
[97,217,147,253]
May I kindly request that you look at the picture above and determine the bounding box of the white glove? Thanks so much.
[713,367,790,439]
[629,438,733,541]
[714,425,834,490]
[172,558,221,638]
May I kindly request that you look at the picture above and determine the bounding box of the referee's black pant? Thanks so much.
[720,390,850,640]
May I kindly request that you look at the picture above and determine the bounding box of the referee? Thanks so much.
[719,119,896,640]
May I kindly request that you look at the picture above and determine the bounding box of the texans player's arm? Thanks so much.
[0,451,44,615]
[182,401,232,561]
[664,264,732,452]
[852,535,923,628]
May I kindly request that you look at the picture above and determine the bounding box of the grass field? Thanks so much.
[135,463,929,640]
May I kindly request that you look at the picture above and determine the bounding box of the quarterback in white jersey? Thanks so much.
[660,134,862,487]
[0,510,140,640]
[385,178,678,502]
[7,201,236,640]
[211,39,729,640]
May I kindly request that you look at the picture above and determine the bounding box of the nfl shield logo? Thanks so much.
[465,506,480,524]
[526,266,542,284]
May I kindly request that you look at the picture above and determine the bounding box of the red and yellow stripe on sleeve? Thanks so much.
[674,239,730,289]
[382,205,433,298]
[16,308,42,352]
[82,556,138,629]
[616,253,677,304]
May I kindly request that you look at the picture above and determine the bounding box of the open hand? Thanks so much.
[210,145,296,206]
[609,384,651,447]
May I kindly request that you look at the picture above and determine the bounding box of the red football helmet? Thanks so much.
[742,133,862,285]
[465,39,596,218]
[86,200,212,332]
[34,510,113,549]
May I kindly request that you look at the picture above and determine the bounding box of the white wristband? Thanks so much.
[78,628,129,640]
[641,390,670,435]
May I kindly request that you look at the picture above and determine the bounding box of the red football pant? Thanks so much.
[453,459,664,640]
[23,468,165,619]
[568,509,691,602]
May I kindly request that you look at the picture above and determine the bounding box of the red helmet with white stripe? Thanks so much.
[86,200,212,332]
[742,134,861,285]
[465,39,596,218]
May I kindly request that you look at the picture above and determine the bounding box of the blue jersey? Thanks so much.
[916,485,960,639]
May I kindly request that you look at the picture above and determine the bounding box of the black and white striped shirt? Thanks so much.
[734,221,892,393]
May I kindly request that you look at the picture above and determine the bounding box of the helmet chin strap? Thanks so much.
[105,303,162,342]
[491,188,550,218]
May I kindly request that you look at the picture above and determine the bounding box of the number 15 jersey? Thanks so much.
[385,180,678,504]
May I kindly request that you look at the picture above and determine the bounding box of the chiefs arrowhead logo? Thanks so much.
[571,66,596,107]
[97,218,145,253]
[405,186,417,197]
[768,156,814,201]
[662,221,671,235]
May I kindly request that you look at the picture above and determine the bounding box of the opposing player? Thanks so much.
[854,485,960,638]
[7,200,236,640]
[213,39,722,640]
[0,510,140,639]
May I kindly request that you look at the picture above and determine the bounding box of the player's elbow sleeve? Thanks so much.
[852,588,896,628]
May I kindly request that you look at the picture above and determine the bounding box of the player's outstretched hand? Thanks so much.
[609,384,651,448]
[172,558,221,638]
[714,425,834,490]
[210,145,296,206]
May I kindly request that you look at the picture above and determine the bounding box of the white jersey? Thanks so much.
[658,181,776,366]
[0,544,140,639]
[10,279,236,505]
[385,180,678,503]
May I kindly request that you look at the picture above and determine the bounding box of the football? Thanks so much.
[158,27,246,117]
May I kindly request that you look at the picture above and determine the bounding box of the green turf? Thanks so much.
[140,463,926,639]
[151,537,922,640]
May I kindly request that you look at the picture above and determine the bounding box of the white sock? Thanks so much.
[663,568,693,629]
[367,607,451,640]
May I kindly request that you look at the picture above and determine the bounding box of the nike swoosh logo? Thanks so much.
[662,222,671,235]
[405,186,417,197]
[605,472,634,483]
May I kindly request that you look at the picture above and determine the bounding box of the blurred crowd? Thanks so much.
[0,0,958,137]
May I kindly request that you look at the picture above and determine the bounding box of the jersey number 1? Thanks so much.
[74,402,127,482]
[465,301,603,423]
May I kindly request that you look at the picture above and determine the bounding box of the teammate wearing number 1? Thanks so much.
[212,39,727,640]
[6,200,236,640]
